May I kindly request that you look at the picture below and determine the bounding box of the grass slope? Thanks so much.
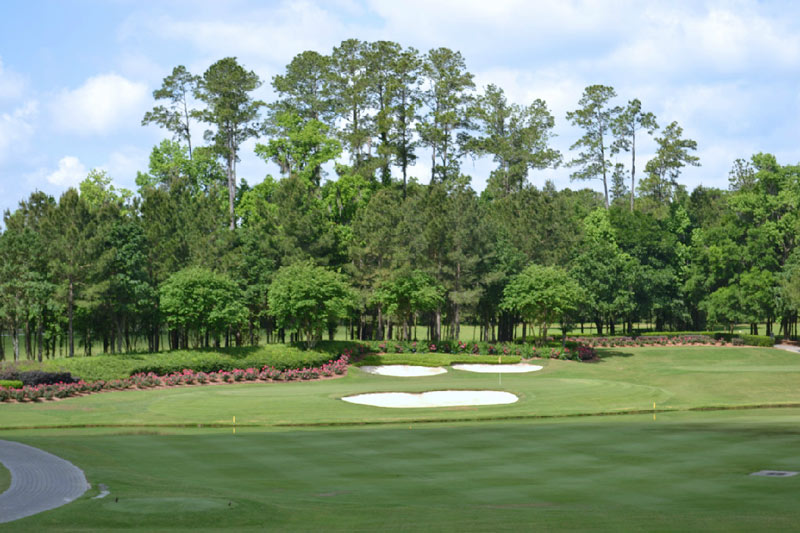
[2,347,800,429]
[3,410,800,531]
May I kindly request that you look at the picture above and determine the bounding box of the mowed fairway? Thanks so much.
[2,346,800,530]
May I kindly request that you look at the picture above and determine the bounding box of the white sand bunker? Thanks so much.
[360,365,447,377]
[452,363,543,373]
[342,390,518,408]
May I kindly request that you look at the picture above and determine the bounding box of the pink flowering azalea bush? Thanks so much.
[0,353,350,403]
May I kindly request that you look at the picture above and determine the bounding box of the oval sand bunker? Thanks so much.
[342,390,518,408]
[452,363,543,373]
[360,365,447,377]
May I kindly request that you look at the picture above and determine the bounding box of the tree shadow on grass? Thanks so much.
[585,349,635,363]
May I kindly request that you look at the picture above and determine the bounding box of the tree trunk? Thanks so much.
[601,136,609,209]
[37,319,44,363]
[68,278,75,357]
[630,130,636,212]
[12,320,19,362]
[116,315,124,354]
[227,144,236,230]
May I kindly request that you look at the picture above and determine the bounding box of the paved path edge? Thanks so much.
[0,439,89,524]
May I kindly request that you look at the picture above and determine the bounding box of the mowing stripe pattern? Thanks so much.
[0,440,89,523]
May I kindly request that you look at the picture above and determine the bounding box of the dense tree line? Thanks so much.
[1,39,799,360]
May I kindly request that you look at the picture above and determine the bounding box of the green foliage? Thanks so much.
[24,345,338,381]
[640,121,700,207]
[566,84,618,208]
[141,65,201,156]
[737,334,774,347]
[268,263,355,347]
[467,84,561,197]
[502,263,582,339]
[357,353,521,367]
[160,267,247,344]
[0,380,23,389]
[256,111,341,187]
[130,348,335,376]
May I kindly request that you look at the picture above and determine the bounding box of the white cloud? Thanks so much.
[46,156,87,187]
[0,101,37,163]
[51,73,148,135]
[144,1,349,68]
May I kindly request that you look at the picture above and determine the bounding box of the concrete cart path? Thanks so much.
[775,344,800,353]
[0,439,89,524]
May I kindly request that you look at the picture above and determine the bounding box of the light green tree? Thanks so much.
[501,263,582,342]
[160,267,247,348]
[268,263,354,347]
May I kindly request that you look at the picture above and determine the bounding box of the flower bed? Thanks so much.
[569,335,717,348]
[0,353,350,403]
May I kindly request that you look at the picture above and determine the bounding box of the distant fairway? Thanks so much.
[2,346,800,530]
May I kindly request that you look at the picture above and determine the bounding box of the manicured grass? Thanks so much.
[4,409,800,531]
[3,345,800,530]
[2,346,800,430]
[0,460,9,494]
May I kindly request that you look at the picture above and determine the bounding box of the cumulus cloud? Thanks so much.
[0,101,37,163]
[51,73,148,135]
[46,156,88,187]
[140,1,349,68]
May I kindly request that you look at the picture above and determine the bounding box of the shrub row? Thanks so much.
[0,380,23,389]
[367,339,583,356]
[0,354,349,403]
[357,353,523,367]
[0,370,79,386]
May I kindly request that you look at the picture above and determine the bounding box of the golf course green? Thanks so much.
[2,346,800,530]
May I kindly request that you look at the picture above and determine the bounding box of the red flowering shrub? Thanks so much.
[0,353,351,402]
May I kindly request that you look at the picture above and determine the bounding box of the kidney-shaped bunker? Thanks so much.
[341,390,518,408]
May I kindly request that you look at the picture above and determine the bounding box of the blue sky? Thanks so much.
[2,0,800,216]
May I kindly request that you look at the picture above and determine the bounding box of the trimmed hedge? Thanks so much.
[0,354,351,402]
[738,334,774,347]
[356,353,522,367]
[0,370,78,386]
[18,344,357,382]
[0,380,23,389]
[131,349,345,377]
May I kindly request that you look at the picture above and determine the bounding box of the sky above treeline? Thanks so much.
[1,0,799,216]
